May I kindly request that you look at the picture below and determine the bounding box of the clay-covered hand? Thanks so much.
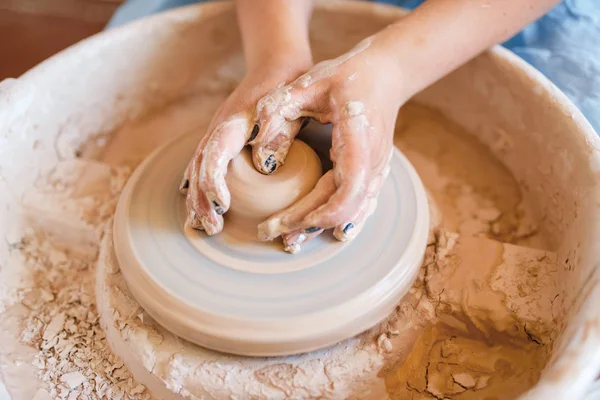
[179,62,310,235]
[253,36,405,251]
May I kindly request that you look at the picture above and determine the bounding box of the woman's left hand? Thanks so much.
[250,36,407,253]
[248,0,563,253]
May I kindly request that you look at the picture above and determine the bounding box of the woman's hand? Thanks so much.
[180,0,314,236]
[251,36,406,252]
[249,0,561,252]
[181,0,560,253]
[179,59,311,236]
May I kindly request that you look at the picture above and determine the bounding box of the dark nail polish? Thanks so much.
[248,124,259,142]
[212,200,225,215]
[264,154,277,174]
[305,227,320,233]
[181,179,189,189]
[343,222,355,235]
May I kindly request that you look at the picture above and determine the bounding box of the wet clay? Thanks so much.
[382,233,557,399]
[113,128,428,356]
[224,140,322,238]
[0,80,563,398]
[2,3,599,398]
[83,99,558,399]
[395,104,541,248]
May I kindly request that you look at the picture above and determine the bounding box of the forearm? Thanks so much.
[377,0,561,101]
[235,0,314,72]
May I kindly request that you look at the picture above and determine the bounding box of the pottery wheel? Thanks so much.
[113,131,429,356]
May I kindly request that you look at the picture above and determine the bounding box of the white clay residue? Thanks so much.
[0,96,562,399]
[2,4,598,399]
[342,101,365,117]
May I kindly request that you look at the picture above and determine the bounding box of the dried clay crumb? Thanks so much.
[2,101,552,400]
[12,162,152,400]
[19,234,150,400]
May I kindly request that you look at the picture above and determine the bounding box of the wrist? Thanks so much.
[361,35,412,106]
[245,43,313,83]
[245,32,312,74]
[236,0,314,75]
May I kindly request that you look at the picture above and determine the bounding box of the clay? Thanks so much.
[112,129,429,356]
[92,97,561,398]
[0,93,582,399]
[97,208,559,400]
[383,233,558,399]
[1,2,600,399]
[224,140,322,237]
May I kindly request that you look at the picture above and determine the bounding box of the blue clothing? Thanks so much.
[108,0,600,134]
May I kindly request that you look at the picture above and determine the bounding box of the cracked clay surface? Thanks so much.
[1,97,561,399]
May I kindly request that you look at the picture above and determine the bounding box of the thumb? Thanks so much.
[250,80,324,174]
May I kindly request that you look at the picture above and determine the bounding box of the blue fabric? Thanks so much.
[107,0,600,134]
[106,0,207,28]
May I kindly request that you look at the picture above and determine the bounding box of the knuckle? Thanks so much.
[328,214,347,228]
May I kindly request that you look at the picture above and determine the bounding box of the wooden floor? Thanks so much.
[0,6,117,80]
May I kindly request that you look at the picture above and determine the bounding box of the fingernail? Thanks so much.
[343,222,355,235]
[212,200,225,215]
[304,227,320,233]
[264,154,277,174]
[248,124,259,143]
[181,179,189,190]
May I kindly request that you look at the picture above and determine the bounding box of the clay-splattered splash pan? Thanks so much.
[113,131,429,356]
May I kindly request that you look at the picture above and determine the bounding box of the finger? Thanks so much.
[250,80,326,175]
[301,114,371,230]
[186,168,223,235]
[257,170,336,240]
[180,130,212,195]
[282,229,323,254]
[186,139,223,235]
[179,94,240,197]
[198,114,252,215]
[333,196,377,242]
[332,145,392,241]
[252,118,304,175]
[186,194,220,233]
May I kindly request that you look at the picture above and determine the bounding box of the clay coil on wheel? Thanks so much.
[113,131,429,356]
